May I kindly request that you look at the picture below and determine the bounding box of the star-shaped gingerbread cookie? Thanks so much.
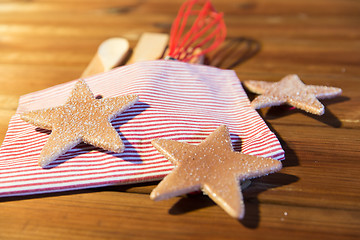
[21,79,138,167]
[150,125,282,219]
[243,74,342,115]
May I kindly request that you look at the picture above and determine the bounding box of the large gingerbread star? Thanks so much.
[150,125,282,219]
[243,74,342,115]
[21,79,138,167]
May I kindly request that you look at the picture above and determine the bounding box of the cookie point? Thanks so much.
[151,138,161,145]
[149,190,159,201]
[113,144,125,153]
[237,211,245,220]
[132,94,139,100]
[75,78,87,86]
[39,158,51,168]
[312,105,325,115]
[20,113,28,122]
[250,102,259,109]
[275,159,283,171]
[287,74,299,78]
[218,124,228,130]
[222,203,245,219]
[318,108,325,115]
[235,209,245,220]
[126,94,139,107]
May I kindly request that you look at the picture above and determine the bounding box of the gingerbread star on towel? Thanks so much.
[150,125,282,219]
[243,74,342,115]
[21,79,138,167]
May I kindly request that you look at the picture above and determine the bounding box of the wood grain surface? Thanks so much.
[0,0,359,239]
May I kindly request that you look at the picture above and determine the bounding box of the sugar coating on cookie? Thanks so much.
[150,125,282,219]
[243,74,342,115]
[21,79,138,167]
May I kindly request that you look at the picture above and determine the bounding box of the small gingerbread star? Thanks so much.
[243,74,342,115]
[21,79,138,167]
[150,125,282,219]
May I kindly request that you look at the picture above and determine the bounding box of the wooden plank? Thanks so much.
[0,191,359,240]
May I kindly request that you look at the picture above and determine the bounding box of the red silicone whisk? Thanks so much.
[167,0,227,63]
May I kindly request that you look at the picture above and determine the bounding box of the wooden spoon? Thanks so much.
[81,37,130,78]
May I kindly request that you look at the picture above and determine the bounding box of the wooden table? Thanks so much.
[0,0,359,239]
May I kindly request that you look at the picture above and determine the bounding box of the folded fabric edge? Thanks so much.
[0,174,166,198]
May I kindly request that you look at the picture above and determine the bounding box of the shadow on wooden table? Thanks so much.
[207,37,261,69]
[241,173,299,228]
[167,173,298,228]
[248,92,349,128]
[265,97,350,128]
[254,105,300,168]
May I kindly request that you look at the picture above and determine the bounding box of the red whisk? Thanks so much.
[167,0,227,63]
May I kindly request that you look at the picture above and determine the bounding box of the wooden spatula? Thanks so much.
[126,32,169,64]
[81,38,130,78]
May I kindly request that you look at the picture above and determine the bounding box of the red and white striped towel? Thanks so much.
[0,60,284,197]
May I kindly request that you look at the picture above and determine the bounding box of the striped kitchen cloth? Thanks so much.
[0,60,284,197]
